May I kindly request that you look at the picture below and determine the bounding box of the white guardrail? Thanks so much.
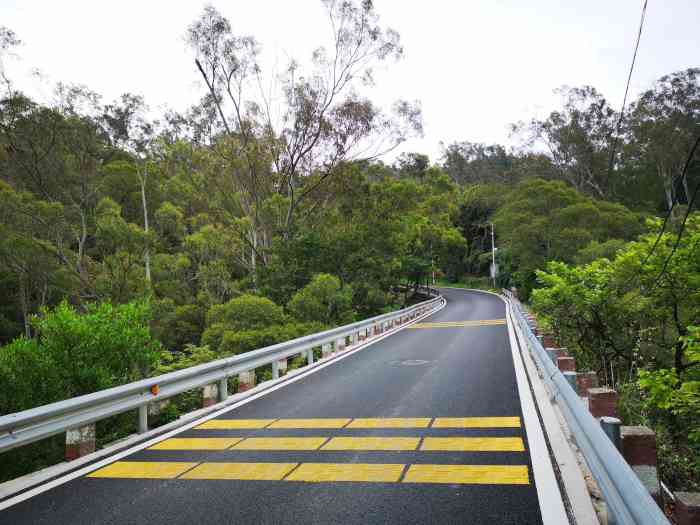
[0,289,443,454]
[503,290,669,525]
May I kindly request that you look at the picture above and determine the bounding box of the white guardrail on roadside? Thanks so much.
[0,288,443,454]
[502,289,669,525]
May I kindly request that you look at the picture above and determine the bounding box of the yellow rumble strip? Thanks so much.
[195,419,276,429]
[232,437,328,450]
[149,438,243,450]
[286,463,404,483]
[267,418,350,429]
[88,461,197,479]
[432,417,521,428]
[346,418,431,428]
[421,437,525,452]
[181,462,298,481]
[403,465,529,485]
[322,437,420,451]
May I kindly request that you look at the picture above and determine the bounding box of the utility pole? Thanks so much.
[490,222,497,288]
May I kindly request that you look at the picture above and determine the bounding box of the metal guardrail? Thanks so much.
[505,292,669,525]
[0,289,443,454]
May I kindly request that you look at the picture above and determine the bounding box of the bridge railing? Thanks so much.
[506,293,669,525]
[0,288,443,455]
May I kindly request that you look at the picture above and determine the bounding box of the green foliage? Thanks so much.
[287,274,355,325]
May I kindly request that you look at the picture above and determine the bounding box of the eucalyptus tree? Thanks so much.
[185,1,422,280]
[627,68,700,211]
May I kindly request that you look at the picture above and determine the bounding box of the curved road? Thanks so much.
[1,289,558,524]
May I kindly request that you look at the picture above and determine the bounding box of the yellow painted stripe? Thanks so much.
[432,417,521,428]
[181,462,298,480]
[403,465,529,485]
[149,438,243,450]
[87,461,197,479]
[195,419,275,429]
[286,463,404,483]
[322,437,420,451]
[421,437,525,452]
[346,418,431,428]
[267,418,350,429]
[233,437,328,450]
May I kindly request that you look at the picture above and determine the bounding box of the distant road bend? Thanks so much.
[1,288,568,524]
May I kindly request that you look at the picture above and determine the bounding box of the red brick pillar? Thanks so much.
[675,492,700,525]
[576,372,598,396]
[621,426,661,504]
[238,370,256,392]
[202,383,218,407]
[588,387,618,418]
[66,424,96,461]
[557,356,576,372]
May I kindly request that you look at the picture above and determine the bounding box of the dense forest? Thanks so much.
[0,2,698,489]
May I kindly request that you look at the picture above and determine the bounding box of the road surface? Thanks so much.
[1,288,563,524]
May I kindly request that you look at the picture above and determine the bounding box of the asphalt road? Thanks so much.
[1,288,549,524]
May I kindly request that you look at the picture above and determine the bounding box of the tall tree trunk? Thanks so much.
[140,165,151,285]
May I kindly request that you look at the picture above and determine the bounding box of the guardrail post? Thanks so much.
[588,387,618,418]
[557,356,576,372]
[674,492,700,525]
[65,424,96,461]
[336,337,346,352]
[218,377,228,401]
[576,371,598,397]
[138,405,148,433]
[621,426,661,504]
[600,416,622,450]
[272,358,287,379]
[202,384,218,407]
[238,371,256,392]
[306,348,314,365]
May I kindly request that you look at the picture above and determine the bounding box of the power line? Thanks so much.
[648,134,700,289]
[606,0,648,178]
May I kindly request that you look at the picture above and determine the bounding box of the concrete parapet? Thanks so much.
[588,387,618,418]
[238,370,256,392]
[202,383,218,408]
[65,424,96,461]
[557,356,576,372]
[576,372,598,396]
[675,492,700,525]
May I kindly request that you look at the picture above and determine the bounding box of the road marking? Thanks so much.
[180,462,298,481]
[267,418,350,429]
[420,437,525,452]
[322,437,420,451]
[432,416,521,428]
[285,463,404,483]
[232,437,328,450]
[408,319,506,329]
[346,418,431,428]
[148,438,243,450]
[87,461,197,479]
[195,419,275,429]
[403,465,529,485]
[0,299,447,512]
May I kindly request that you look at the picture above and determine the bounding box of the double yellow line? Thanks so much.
[408,319,506,329]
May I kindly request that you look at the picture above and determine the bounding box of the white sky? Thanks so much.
[1,0,699,163]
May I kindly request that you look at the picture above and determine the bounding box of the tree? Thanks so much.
[185,2,422,282]
[287,273,354,325]
[627,68,700,211]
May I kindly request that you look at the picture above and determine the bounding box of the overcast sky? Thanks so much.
[1,0,699,162]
